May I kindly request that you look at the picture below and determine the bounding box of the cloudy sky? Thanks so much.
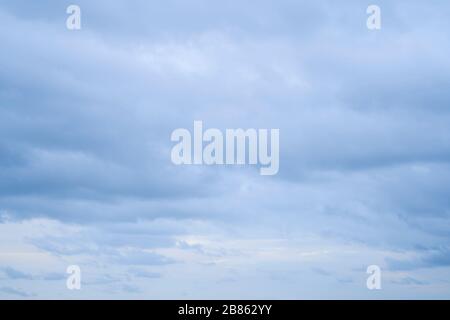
[1,0,450,299]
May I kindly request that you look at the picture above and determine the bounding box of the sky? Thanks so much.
[1,0,450,299]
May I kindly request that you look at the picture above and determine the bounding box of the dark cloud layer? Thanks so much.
[0,0,450,298]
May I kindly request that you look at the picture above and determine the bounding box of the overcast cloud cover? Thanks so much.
[1,0,450,299]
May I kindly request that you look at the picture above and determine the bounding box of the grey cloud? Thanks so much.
[1,266,65,282]
[391,277,428,286]
[110,249,175,266]
[0,287,35,298]
[386,247,450,271]
[1,0,450,298]
[1,267,33,280]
